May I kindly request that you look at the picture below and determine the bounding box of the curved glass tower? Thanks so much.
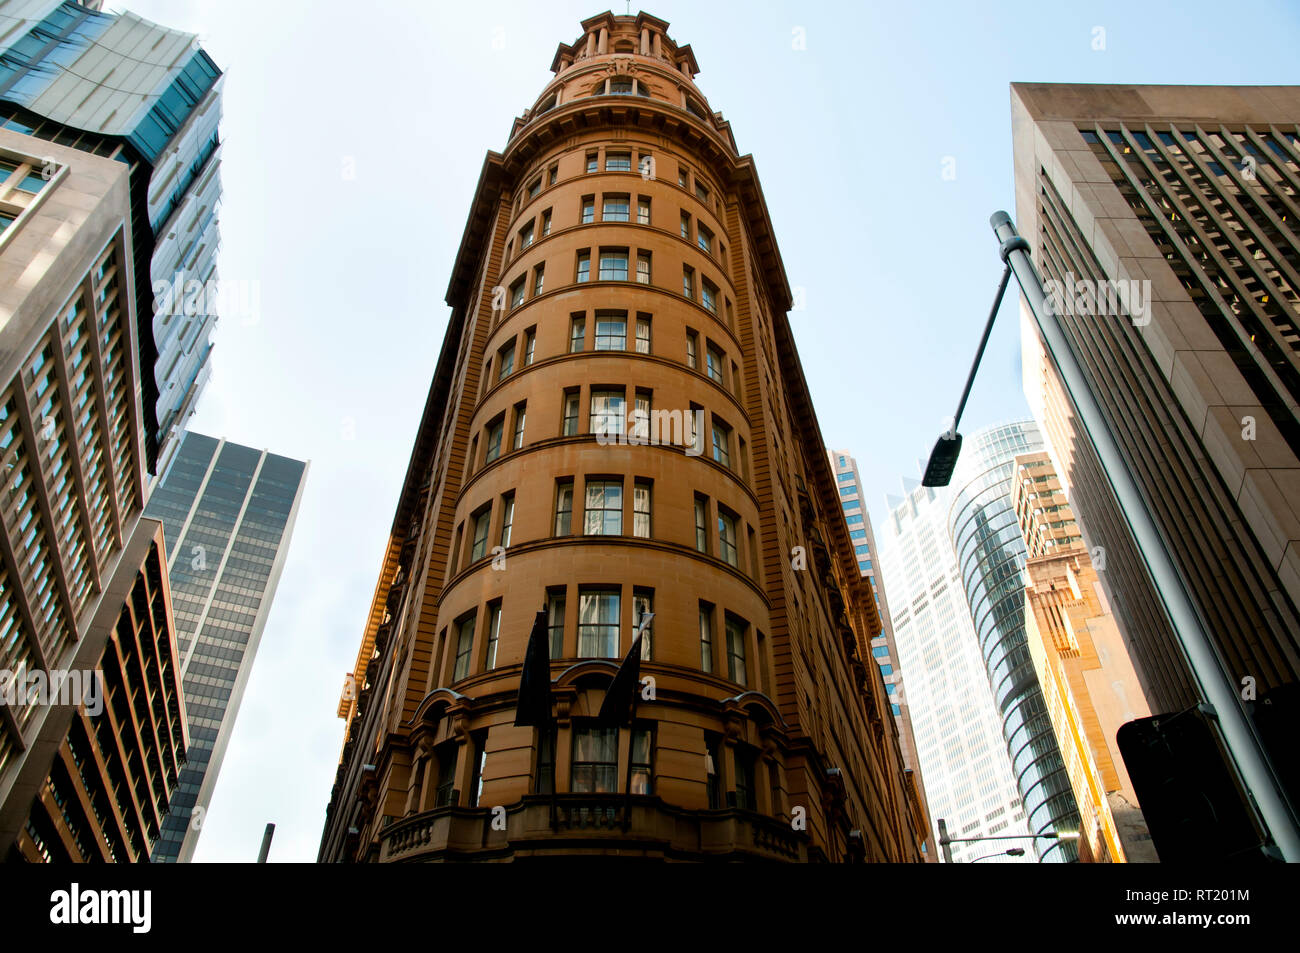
[948,421,1081,861]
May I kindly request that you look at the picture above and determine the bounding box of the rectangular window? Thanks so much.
[577,251,591,283]
[633,479,651,538]
[498,342,515,380]
[578,589,620,658]
[528,177,542,199]
[486,602,503,669]
[705,344,724,385]
[718,508,738,567]
[598,248,628,281]
[510,278,526,309]
[680,212,691,240]
[541,208,552,235]
[702,280,717,314]
[562,389,580,435]
[735,747,757,810]
[547,588,566,659]
[435,743,457,806]
[454,615,475,681]
[584,479,623,536]
[699,603,714,673]
[590,389,626,439]
[594,312,627,350]
[570,315,586,351]
[609,78,634,95]
[636,252,651,285]
[635,315,651,352]
[471,507,492,561]
[536,727,557,794]
[678,167,689,188]
[683,266,694,299]
[686,330,698,369]
[586,153,598,174]
[581,196,595,224]
[726,615,747,686]
[520,220,535,249]
[554,479,574,535]
[499,494,515,548]
[512,402,527,450]
[695,180,710,203]
[533,264,545,296]
[602,194,629,222]
[524,328,537,365]
[485,418,504,463]
[694,495,709,553]
[705,734,722,808]
[571,725,618,792]
[633,589,654,660]
[712,418,731,468]
[637,197,651,225]
[549,165,558,186]
[697,224,712,253]
[630,726,653,794]
[606,152,631,172]
[470,735,487,806]
[632,390,651,442]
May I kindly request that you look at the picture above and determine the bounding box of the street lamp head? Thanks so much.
[922,432,963,487]
[1007,847,1025,856]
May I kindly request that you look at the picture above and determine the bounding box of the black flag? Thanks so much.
[597,634,643,725]
[514,609,553,727]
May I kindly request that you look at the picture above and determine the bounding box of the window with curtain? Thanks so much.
[571,725,618,792]
[578,588,620,657]
[584,480,623,535]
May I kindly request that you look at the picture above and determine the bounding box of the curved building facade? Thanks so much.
[948,421,1081,861]
[318,12,925,863]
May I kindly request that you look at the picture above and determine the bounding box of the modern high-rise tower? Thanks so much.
[321,11,925,863]
[880,470,1033,862]
[0,0,225,471]
[0,106,187,860]
[143,431,307,862]
[829,448,934,860]
[1012,85,1300,841]
[947,420,1081,861]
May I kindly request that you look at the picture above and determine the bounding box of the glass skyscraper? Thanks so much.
[0,0,224,471]
[880,471,1033,862]
[947,420,1081,861]
[143,431,307,862]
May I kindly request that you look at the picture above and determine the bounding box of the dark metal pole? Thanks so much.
[949,263,1013,437]
[937,818,953,864]
[256,823,275,863]
[992,210,1300,861]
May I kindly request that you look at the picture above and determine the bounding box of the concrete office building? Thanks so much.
[0,116,186,860]
[143,431,307,862]
[1013,451,1156,862]
[321,11,925,863]
[1012,86,1300,833]
[0,0,225,471]
[829,448,934,860]
[948,420,1082,861]
[6,522,187,862]
[880,473,1033,862]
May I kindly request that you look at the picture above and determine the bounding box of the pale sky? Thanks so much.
[110,0,1300,861]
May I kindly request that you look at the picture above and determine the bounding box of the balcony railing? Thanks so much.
[376,794,807,862]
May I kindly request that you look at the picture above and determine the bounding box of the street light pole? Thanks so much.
[988,211,1300,862]
[936,816,1077,863]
